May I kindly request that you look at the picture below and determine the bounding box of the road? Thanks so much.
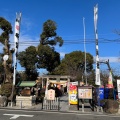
[0,109,120,120]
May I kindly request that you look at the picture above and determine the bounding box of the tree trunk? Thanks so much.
[3,39,13,83]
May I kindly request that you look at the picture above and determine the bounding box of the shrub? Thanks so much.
[101,99,119,114]
[0,83,12,97]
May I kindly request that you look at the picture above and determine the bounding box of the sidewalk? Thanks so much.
[2,95,69,111]
[0,95,95,112]
[59,95,69,111]
[1,95,120,115]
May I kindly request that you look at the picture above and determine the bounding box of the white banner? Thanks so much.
[13,12,22,85]
[117,79,120,92]
[94,4,98,31]
[95,68,100,86]
[94,4,101,86]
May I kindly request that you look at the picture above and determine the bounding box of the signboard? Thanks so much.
[69,82,77,104]
[71,81,78,86]
[78,86,92,99]
[47,89,55,100]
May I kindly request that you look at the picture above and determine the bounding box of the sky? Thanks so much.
[0,0,120,75]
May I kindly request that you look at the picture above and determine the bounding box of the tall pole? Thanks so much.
[94,4,100,86]
[11,12,21,106]
[83,17,87,85]
[94,4,101,112]
[13,12,22,85]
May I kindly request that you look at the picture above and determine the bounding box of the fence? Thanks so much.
[42,97,60,111]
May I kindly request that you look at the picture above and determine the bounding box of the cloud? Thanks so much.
[10,34,39,52]
[7,14,40,52]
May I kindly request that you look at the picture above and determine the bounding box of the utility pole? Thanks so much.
[83,17,87,85]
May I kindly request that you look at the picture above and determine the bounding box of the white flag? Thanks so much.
[94,4,98,31]
[107,71,113,88]
[95,68,101,85]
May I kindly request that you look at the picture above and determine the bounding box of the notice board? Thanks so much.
[47,89,55,100]
[78,86,92,99]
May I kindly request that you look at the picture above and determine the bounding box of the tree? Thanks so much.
[0,17,13,83]
[18,46,38,81]
[37,44,60,73]
[17,19,63,80]
[0,53,4,83]
[38,19,63,72]
[52,51,94,83]
[40,19,63,47]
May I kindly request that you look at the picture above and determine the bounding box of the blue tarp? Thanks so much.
[95,88,104,106]
[94,88,117,106]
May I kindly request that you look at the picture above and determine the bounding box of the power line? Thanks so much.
[0,38,120,46]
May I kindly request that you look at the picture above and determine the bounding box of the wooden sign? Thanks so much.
[78,86,92,99]
[47,89,55,100]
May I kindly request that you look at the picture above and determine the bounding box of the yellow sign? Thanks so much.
[69,90,77,104]
[69,82,77,104]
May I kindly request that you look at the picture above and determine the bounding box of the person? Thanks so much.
[55,85,62,97]
[48,83,55,90]
[61,85,64,95]
[64,86,67,95]
[31,87,35,95]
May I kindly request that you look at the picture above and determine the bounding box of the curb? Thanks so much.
[0,107,120,116]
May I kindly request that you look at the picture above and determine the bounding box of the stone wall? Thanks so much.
[16,96,36,107]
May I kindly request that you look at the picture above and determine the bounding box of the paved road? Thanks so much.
[0,109,120,120]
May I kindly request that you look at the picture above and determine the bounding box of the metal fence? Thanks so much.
[42,97,60,111]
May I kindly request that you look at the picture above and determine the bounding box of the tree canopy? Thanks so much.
[18,46,38,70]
[52,51,94,81]
[37,44,60,73]
[0,17,13,45]
[17,19,63,80]
[18,46,38,81]
[0,17,13,84]
[40,19,63,47]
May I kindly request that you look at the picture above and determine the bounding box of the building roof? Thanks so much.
[17,81,36,87]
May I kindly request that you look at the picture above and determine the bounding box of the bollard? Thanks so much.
[11,102,13,107]
[118,105,120,114]
[20,101,22,109]
[97,106,99,112]
[100,107,103,112]
[82,104,84,112]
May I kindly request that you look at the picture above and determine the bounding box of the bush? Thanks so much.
[0,83,12,97]
[0,96,7,107]
[101,99,119,114]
